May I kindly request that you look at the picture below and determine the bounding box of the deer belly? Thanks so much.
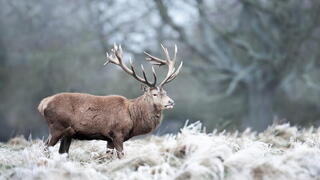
[72,132,107,140]
[71,115,109,140]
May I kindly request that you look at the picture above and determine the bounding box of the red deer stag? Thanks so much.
[38,44,183,157]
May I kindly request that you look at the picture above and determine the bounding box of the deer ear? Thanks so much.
[141,84,149,92]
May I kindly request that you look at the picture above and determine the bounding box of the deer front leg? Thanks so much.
[113,137,124,158]
[105,140,123,158]
[106,141,115,158]
[107,141,115,151]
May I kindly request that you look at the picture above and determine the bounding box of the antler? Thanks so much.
[144,44,183,87]
[105,44,157,87]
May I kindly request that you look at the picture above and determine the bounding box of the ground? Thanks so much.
[1,122,320,180]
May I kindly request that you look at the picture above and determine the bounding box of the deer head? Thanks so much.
[105,44,183,110]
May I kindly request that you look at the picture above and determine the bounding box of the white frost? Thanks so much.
[1,122,320,180]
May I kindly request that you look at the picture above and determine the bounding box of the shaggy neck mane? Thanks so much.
[128,94,163,137]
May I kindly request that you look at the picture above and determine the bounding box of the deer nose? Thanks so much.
[168,99,175,105]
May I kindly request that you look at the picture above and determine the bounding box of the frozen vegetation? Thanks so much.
[1,122,320,180]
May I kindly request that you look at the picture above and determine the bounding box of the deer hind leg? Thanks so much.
[47,131,63,147]
[46,123,67,148]
[43,134,52,154]
[59,136,72,154]
[58,127,75,154]
[45,134,52,146]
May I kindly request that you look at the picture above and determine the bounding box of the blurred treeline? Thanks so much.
[1,0,320,141]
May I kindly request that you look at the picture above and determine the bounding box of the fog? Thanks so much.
[1,0,320,141]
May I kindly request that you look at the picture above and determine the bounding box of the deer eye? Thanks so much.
[153,94,157,97]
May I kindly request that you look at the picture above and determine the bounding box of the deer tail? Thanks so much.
[38,96,53,116]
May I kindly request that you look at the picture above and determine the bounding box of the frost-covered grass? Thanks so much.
[1,122,320,180]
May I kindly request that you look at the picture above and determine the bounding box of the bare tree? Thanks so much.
[154,0,320,130]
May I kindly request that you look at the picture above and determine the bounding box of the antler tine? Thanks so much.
[144,51,167,66]
[105,51,120,65]
[160,44,171,63]
[163,61,183,85]
[141,64,153,86]
[153,44,183,88]
[104,52,110,65]
[151,66,157,86]
[105,44,157,87]
[173,44,177,62]
[129,58,139,80]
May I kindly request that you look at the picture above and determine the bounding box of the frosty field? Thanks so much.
[1,122,320,180]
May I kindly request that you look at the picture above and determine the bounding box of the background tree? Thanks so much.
[0,0,320,140]
[154,0,320,130]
